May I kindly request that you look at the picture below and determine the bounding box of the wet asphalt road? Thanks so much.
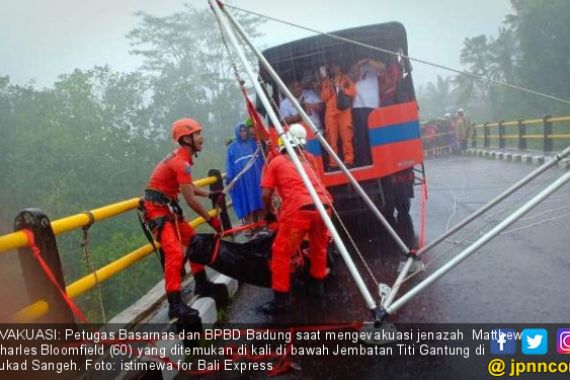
[226,155,570,324]
[178,155,570,380]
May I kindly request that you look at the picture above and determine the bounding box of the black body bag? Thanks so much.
[186,233,275,288]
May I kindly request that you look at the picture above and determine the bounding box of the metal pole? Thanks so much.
[209,0,378,311]
[386,169,570,316]
[419,145,570,256]
[383,144,570,309]
[220,5,411,256]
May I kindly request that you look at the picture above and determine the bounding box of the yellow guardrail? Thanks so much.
[472,116,570,129]
[13,208,221,323]
[476,134,570,141]
[421,131,455,139]
[471,115,570,151]
[0,176,218,255]
[0,173,225,322]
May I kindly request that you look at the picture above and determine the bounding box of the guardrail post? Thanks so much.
[14,208,77,324]
[498,120,505,149]
[483,122,490,148]
[208,169,232,230]
[471,127,477,148]
[518,120,527,150]
[543,115,553,152]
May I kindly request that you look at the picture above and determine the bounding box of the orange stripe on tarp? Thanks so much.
[371,139,424,175]
[368,101,419,128]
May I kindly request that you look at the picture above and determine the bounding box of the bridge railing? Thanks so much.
[0,170,231,323]
[470,115,570,152]
[421,131,456,156]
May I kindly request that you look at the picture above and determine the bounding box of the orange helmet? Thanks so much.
[171,118,202,142]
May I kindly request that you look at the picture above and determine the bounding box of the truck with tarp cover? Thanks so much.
[258,22,424,222]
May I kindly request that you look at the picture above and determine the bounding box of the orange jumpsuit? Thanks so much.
[321,75,356,166]
[144,148,205,293]
[261,154,332,292]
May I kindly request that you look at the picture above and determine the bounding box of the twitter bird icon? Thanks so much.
[522,329,548,354]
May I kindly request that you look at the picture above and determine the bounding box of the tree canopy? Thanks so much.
[0,4,264,321]
[418,0,570,122]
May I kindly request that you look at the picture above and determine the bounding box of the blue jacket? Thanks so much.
[225,123,264,219]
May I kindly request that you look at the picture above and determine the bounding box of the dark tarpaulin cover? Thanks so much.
[261,22,410,84]
[187,233,275,288]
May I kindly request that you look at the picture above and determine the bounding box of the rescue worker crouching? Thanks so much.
[142,118,226,320]
[259,130,333,314]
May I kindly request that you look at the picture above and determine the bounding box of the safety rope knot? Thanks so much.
[82,210,96,230]
[78,211,107,324]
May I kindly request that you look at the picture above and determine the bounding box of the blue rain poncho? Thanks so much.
[226,123,264,219]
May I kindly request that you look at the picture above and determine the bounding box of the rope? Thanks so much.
[80,211,107,323]
[225,146,263,194]
[213,9,274,196]
[224,3,570,107]
[21,229,89,323]
[419,180,427,249]
[209,221,267,265]
[401,161,561,284]
[212,5,245,88]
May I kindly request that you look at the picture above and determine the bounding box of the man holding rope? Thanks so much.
[142,118,225,320]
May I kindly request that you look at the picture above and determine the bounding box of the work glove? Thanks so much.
[208,216,222,233]
[208,190,226,207]
[264,212,277,224]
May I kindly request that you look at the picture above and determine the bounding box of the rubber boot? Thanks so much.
[194,271,216,296]
[167,291,198,320]
[259,291,290,315]
[307,277,325,298]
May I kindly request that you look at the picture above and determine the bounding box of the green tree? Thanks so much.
[127,3,265,158]
[417,75,456,119]
[507,0,570,116]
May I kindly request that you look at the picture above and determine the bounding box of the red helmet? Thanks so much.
[171,118,202,142]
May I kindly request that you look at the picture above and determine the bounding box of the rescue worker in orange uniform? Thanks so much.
[259,131,332,314]
[143,118,225,320]
[320,62,356,168]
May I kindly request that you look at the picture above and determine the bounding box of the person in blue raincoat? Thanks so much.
[226,123,265,227]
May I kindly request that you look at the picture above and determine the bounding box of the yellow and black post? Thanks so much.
[543,115,553,152]
[14,208,76,324]
[483,122,490,148]
[518,120,527,150]
[498,120,505,149]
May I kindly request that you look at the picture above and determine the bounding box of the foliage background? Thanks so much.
[416,0,570,122]
[0,4,263,321]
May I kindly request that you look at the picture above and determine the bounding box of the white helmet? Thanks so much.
[457,108,464,114]
[444,113,451,119]
[288,123,307,145]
